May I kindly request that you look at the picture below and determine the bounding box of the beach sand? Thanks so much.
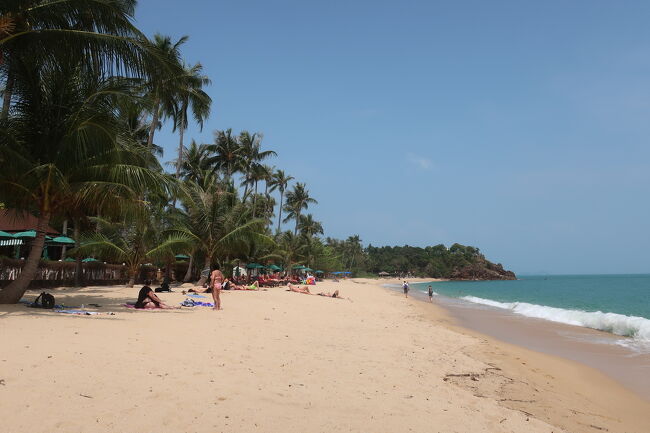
[1,278,648,433]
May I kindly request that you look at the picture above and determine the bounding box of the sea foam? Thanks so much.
[461,296,650,342]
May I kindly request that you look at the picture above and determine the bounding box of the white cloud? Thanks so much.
[406,153,432,170]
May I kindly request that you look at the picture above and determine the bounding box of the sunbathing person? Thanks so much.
[287,283,311,294]
[233,280,259,290]
[135,281,174,309]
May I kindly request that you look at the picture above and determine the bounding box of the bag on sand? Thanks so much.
[33,292,55,309]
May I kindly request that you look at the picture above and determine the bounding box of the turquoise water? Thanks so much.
[411,274,650,342]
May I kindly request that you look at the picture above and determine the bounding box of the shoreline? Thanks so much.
[1,279,648,432]
[397,278,650,401]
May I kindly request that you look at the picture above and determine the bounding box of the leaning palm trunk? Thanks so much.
[252,181,258,218]
[0,212,50,303]
[197,255,211,286]
[183,253,194,282]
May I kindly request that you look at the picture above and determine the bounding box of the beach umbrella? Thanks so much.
[175,254,190,260]
[267,264,282,271]
[82,257,99,263]
[12,230,36,238]
[303,267,313,272]
[292,265,307,270]
[50,236,75,245]
[315,270,324,274]
[64,257,76,262]
[246,263,264,269]
[0,230,15,239]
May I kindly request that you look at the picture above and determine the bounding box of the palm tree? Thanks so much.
[0,59,172,303]
[275,231,307,276]
[172,140,214,184]
[283,183,318,235]
[239,131,276,199]
[172,180,273,285]
[144,33,187,149]
[172,62,211,178]
[298,214,324,238]
[1,0,157,119]
[208,129,242,182]
[269,169,294,234]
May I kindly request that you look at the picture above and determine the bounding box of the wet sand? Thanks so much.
[399,283,650,402]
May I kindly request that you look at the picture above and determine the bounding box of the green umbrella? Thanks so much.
[246,263,264,269]
[12,230,36,238]
[82,257,99,263]
[292,265,307,270]
[315,270,324,274]
[303,267,313,272]
[175,254,190,260]
[50,236,75,245]
[267,264,282,271]
[64,257,76,262]
[0,231,15,239]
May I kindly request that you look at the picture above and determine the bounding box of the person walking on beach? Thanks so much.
[403,280,409,298]
[210,268,224,310]
[428,285,434,302]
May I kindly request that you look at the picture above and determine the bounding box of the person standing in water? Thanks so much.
[210,267,224,310]
[428,285,434,302]
[403,280,409,298]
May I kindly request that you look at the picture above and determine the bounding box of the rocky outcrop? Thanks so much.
[449,260,516,281]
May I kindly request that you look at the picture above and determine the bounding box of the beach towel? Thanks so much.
[54,310,114,316]
[185,294,206,298]
[180,298,214,307]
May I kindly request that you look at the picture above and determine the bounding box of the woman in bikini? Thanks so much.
[210,268,224,310]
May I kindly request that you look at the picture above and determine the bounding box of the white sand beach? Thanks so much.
[1,278,648,433]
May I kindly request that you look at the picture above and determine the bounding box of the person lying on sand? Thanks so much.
[287,283,311,294]
[135,281,175,309]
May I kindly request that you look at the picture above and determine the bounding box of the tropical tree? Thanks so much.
[0,58,171,303]
[172,61,211,178]
[0,0,157,119]
[173,179,272,285]
[298,214,324,238]
[269,169,294,234]
[144,33,186,149]
[239,131,276,200]
[283,182,318,235]
[208,128,242,182]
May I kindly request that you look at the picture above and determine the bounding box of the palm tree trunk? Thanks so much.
[197,255,211,286]
[147,98,160,149]
[0,212,50,303]
[183,253,194,282]
[61,219,68,258]
[73,220,83,287]
[277,191,284,234]
[1,64,14,120]
[176,118,185,178]
[294,211,301,236]
[127,268,136,288]
[252,181,258,218]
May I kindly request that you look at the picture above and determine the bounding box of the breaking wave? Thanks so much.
[461,296,650,342]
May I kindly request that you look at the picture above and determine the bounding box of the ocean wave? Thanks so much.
[460,296,650,341]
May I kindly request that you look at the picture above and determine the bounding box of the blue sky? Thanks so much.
[135,0,650,274]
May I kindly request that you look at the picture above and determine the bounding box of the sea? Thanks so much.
[410,274,650,352]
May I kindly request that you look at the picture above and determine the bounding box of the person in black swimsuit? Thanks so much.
[134,281,174,309]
